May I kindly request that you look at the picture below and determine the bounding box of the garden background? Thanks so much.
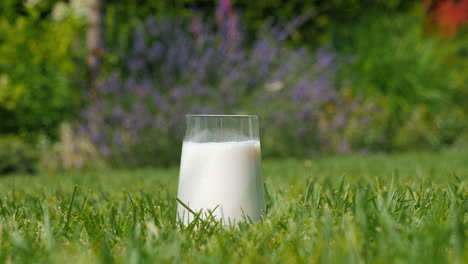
[1,0,467,173]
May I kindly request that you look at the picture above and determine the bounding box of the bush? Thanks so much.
[0,137,36,174]
[332,9,468,150]
[394,106,467,150]
[0,1,83,138]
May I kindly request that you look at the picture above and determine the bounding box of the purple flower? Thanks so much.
[132,102,147,118]
[127,58,144,73]
[316,49,336,69]
[216,0,232,26]
[309,76,336,103]
[113,130,123,147]
[135,79,152,97]
[148,42,163,61]
[99,145,111,156]
[191,84,209,95]
[151,93,168,111]
[169,87,185,100]
[151,117,166,129]
[145,16,158,36]
[99,74,121,93]
[112,106,124,119]
[133,31,146,53]
[226,12,240,40]
[291,78,309,101]
[191,15,203,37]
[124,78,138,91]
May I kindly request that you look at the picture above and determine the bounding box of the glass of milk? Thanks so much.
[176,115,264,226]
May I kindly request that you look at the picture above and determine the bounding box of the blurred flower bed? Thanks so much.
[79,3,373,167]
[0,0,467,172]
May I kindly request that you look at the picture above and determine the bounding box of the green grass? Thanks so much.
[0,150,467,263]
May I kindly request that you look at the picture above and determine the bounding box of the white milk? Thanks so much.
[176,141,264,225]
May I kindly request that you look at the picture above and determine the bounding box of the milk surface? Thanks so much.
[177,141,264,225]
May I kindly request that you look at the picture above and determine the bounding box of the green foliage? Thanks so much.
[395,106,467,150]
[333,10,468,150]
[0,151,466,262]
[0,1,83,138]
[336,13,452,109]
[104,0,418,45]
[235,0,417,44]
[0,136,36,174]
[340,96,391,151]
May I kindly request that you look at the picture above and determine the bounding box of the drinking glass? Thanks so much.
[176,115,264,225]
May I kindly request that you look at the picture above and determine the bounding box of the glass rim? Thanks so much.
[186,114,257,118]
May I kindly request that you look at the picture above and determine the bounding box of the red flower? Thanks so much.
[427,0,468,37]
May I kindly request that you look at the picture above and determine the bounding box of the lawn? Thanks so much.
[0,150,467,263]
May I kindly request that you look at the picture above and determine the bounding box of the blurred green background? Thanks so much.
[0,0,467,174]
